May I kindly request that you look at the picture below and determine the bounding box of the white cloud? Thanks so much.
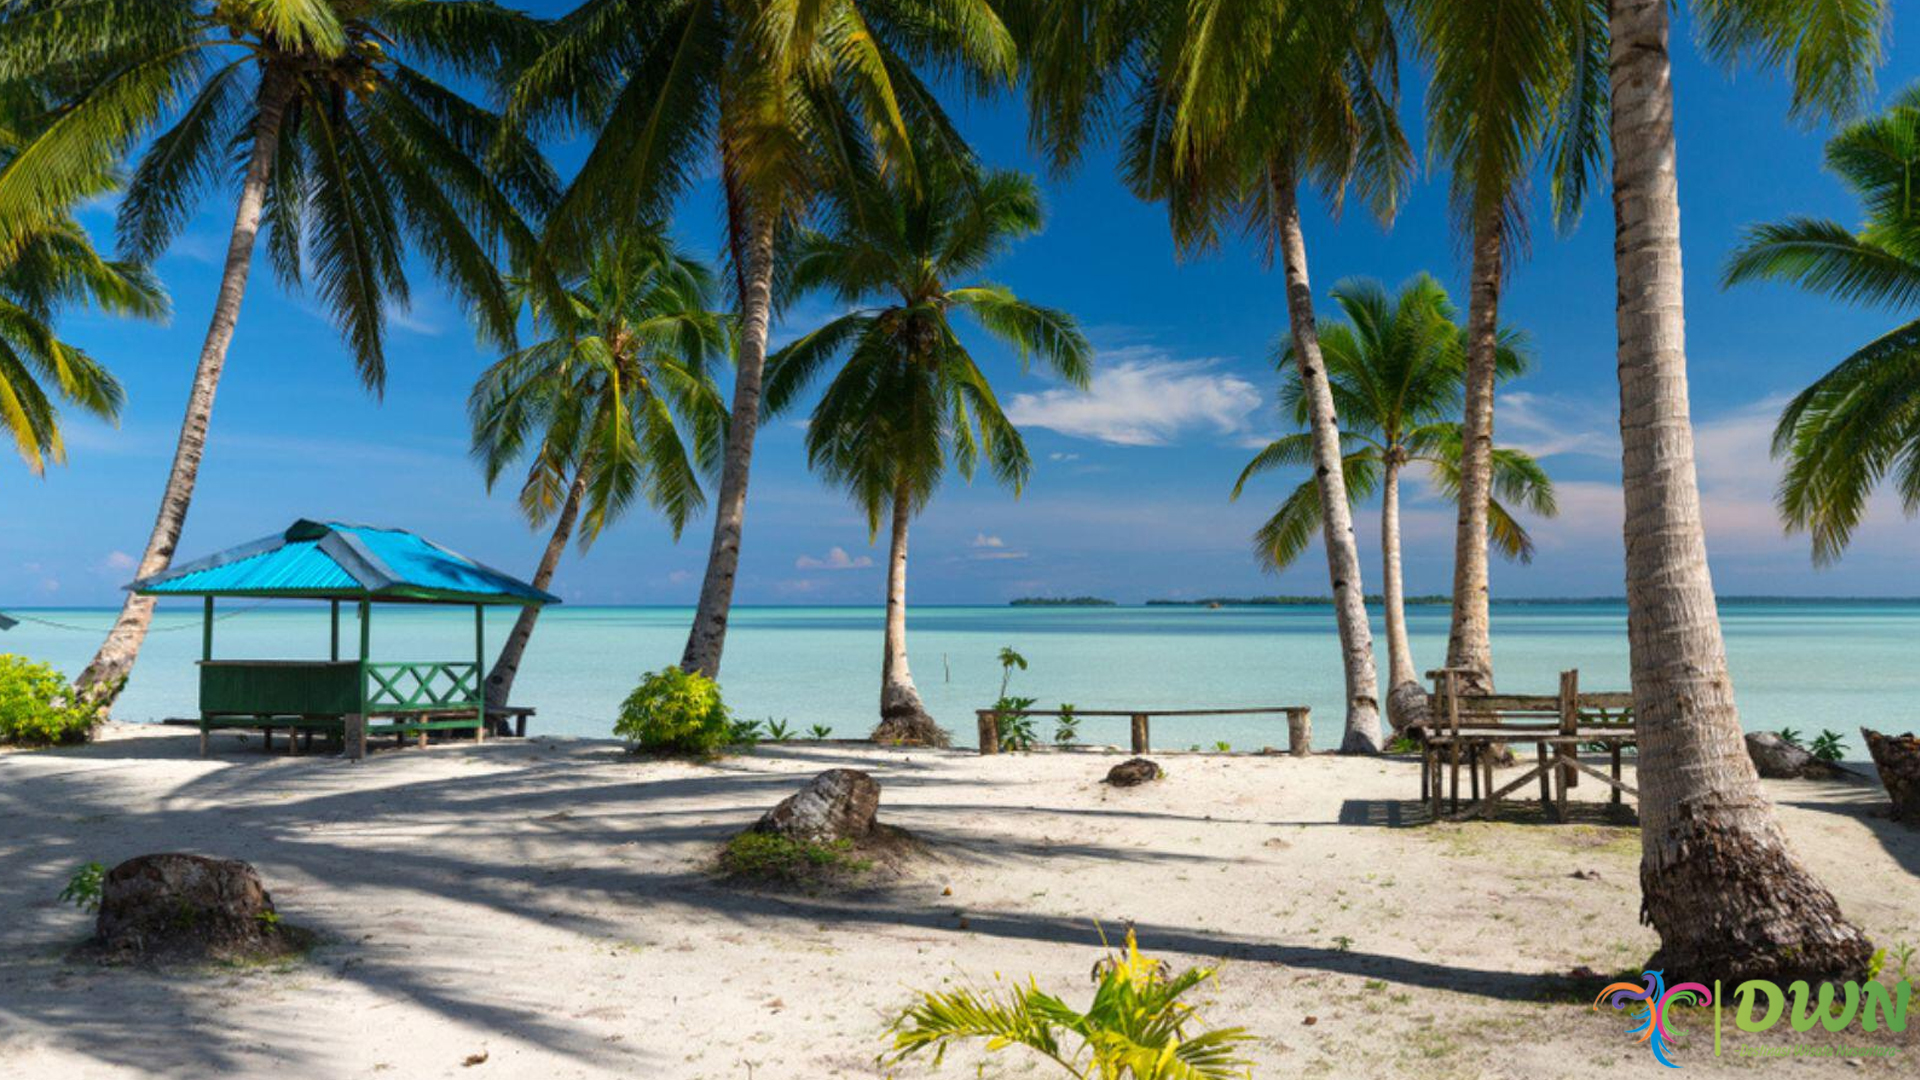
[795,546,874,571]
[971,533,1005,548]
[1048,452,1080,463]
[1496,390,1617,460]
[387,302,445,337]
[1007,349,1262,446]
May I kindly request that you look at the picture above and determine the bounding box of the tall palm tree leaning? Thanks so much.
[765,162,1091,746]
[1231,276,1554,730]
[1,85,167,473]
[506,0,1017,681]
[0,0,553,714]
[1607,0,1888,979]
[1412,0,1607,700]
[471,232,730,713]
[1014,0,1412,751]
[1724,83,1920,563]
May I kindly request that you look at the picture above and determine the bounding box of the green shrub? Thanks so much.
[0,655,94,746]
[614,667,732,755]
[1811,729,1848,763]
[59,861,105,913]
[995,696,1039,751]
[886,929,1252,1078]
[719,831,869,881]
[1054,703,1079,745]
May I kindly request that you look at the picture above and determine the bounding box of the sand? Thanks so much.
[2,723,1917,1079]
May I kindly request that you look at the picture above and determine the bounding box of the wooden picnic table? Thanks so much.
[1416,668,1638,822]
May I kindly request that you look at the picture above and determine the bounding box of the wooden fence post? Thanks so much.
[1130,713,1150,754]
[1287,708,1311,756]
[976,710,1000,756]
[1558,668,1580,791]
[344,713,366,761]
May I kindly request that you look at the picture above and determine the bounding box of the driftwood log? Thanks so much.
[1862,728,1920,825]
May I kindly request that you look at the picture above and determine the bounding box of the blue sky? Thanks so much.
[7,5,1920,607]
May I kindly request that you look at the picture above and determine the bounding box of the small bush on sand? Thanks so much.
[0,655,94,746]
[885,929,1252,1078]
[615,667,732,755]
[719,832,870,882]
[60,861,105,913]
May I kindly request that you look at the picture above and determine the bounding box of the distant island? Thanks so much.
[1147,594,1451,607]
[1009,596,1118,607]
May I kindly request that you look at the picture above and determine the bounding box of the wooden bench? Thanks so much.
[175,704,534,757]
[1417,668,1637,822]
[975,706,1313,755]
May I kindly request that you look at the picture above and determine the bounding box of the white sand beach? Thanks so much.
[3,726,1916,1079]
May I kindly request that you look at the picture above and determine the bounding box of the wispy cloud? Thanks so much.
[1007,348,1262,446]
[971,533,1005,548]
[795,546,874,571]
[1496,391,1617,459]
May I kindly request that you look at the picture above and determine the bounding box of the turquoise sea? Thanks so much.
[3,602,1915,750]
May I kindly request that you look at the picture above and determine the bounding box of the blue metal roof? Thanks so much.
[131,520,559,606]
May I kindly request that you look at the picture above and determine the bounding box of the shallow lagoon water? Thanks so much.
[4,602,1915,750]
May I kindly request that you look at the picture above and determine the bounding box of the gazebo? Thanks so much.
[132,519,558,758]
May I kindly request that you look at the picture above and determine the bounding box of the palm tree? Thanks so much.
[765,164,1090,746]
[507,0,1017,681]
[1,86,166,472]
[1724,83,1920,563]
[0,221,160,473]
[0,0,553,712]
[1013,0,1413,752]
[1232,276,1554,729]
[1607,0,1888,980]
[470,232,730,713]
[1410,0,1607,696]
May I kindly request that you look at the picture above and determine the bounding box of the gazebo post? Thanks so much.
[346,598,371,761]
[330,600,340,661]
[473,604,487,742]
[199,596,213,757]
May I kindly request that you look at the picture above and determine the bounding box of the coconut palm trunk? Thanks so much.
[1273,177,1382,753]
[1609,0,1869,980]
[681,211,777,679]
[874,478,943,745]
[485,471,586,714]
[75,67,296,711]
[1379,452,1422,731]
[1445,207,1504,695]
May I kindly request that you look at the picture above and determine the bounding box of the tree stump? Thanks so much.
[1862,728,1920,825]
[91,853,301,963]
[1745,732,1843,780]
[751,769,880,843]
[1105,757,1163,787]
